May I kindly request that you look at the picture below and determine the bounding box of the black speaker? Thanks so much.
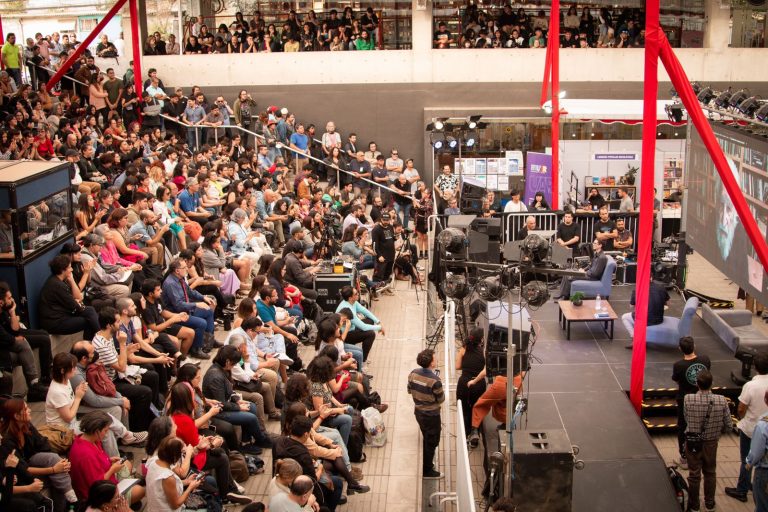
[472,217,502,240]
[512,430,574,512]
[314,272,354,313]
[462,179,486,199]
[461,197,484,214]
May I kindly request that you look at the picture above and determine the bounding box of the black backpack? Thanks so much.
[347,413,367,463]
[667,465,688,511]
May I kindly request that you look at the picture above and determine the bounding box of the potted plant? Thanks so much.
[625,164,638,185]
[570,292,585,307]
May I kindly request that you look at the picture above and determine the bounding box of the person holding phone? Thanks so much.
[146,437,202,512]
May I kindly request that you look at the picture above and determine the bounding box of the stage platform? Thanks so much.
[502,282,741,512]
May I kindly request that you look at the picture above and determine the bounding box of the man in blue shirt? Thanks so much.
[177,177,212,225]
[746,390,768,511]
[289,123,309,186]
[161,258,216,358]
[255,286,302,370]
[182,98,206,150]
[335,285,383,363]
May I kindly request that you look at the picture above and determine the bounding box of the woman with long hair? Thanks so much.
[167,382,251,504]
[305,356,355,446]
[152,185,188,251]
[76,192,101,240]
[69,411,146,503]
[106,208,148,263]
[456,327,488,434]
[200,231,243,296]
[266,258,304,318]
[413,184,433,259]
[146,436,202,511]
[0,398,78,510]
[179,244,235,320]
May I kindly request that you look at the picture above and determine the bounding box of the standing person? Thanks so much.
[683,369,732,512]
[1,34,22,87]
[726,352,768,503]
[407,349,445,479]
[671,337,711,469]
[745,390,768,512]
[456,327,487,435]
[371,212,396,284]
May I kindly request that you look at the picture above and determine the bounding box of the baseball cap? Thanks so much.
[381,213,391,221]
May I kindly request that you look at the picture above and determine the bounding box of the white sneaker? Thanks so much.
[235,482,245,494]
[275,353,294,366]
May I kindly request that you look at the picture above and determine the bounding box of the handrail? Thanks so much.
[159,113,410,197]
[30,63,89,88]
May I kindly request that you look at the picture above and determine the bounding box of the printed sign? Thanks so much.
[523,152,553,206]
[593,153,639,161]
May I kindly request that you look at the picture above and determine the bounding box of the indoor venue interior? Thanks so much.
[2,1,768,512]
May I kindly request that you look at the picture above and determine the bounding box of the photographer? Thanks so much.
[393,222,420,285]
[284,240,320,301]
[371,213,396,284]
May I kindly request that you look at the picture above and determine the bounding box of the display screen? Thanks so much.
[686,121,768,302]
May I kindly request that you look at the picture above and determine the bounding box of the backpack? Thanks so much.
[228,451,250,483]
[347,413,367,463]
[86,363,117,397]
[667,465,688,511]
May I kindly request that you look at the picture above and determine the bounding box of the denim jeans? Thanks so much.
[323,412,353,446]
[343,343,365,370]
[754,467,768,512]
[738,430,755,493]
[356,254,375,270]
[181,314,207,349]
[394,202,412,230]
[218,404,268,445]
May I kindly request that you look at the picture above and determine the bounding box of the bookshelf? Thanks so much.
[583,184,636,201]
[663,158,685,199]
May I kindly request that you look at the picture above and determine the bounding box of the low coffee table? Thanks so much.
[557,300,618,340]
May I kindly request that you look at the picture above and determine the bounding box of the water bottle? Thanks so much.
[595,294,602,311]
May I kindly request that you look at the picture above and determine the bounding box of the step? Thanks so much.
[643,416,678,431]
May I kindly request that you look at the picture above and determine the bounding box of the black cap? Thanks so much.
[381,213,391,221]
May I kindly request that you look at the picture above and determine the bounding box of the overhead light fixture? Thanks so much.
[467,115,482,129]
[729,89,749,109]
[558,90,567,99]
[714,90,732,109]
[697,87,715,104]
[426,117,449,132]
[446,136,458,149]
[465,131,478,147]
[542,100,553,114]
[430,132,445,150]
[691,82,702,95]
[665,103,685,123]
[738,96,760,117]
[755,104,768,123]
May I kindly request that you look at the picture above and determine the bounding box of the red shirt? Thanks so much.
[171,412,207,469]
[69,435,116,500]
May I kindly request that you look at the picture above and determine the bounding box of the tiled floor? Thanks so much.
[30,278,427,512]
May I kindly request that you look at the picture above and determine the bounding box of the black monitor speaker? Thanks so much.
[512,430,574,512]
[462,178,486,199]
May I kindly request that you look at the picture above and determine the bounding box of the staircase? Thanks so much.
[635,387,740,432]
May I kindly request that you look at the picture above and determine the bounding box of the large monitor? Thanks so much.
[686,121,768,303]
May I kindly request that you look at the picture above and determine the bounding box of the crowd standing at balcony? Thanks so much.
[0,29,450,507]
[435,3,647,49]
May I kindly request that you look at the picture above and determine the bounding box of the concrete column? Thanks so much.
[704,0,731,49]
[412,0,432,53]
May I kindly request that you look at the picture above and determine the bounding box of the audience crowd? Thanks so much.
[0,48,439,510]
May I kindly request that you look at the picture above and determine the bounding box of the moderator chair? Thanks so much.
[570,256,616,298]
[645,296,699,347]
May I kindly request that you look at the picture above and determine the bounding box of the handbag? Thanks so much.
[685,399,713,454]
[234,377,262,393]
[38,424,75,454]
[86,362,117,397]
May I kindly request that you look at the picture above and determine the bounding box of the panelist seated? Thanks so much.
[621,277,670,348]
[553,238,607,300]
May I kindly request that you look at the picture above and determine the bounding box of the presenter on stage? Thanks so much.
[553,238,607,300]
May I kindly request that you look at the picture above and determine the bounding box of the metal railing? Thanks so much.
[159,113,410,197]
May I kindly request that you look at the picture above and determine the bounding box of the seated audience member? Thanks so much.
[553,238,608,300]
[80,234,135,299]
[228,333,281,421]
[200,231,244,294]
[146,436,202,511]
[555,211,580,248]
[70,341,132,427]
[128,209,169,266]
[167,382,252,504]
[180,244,234,321]
[83,480,133,512]
[284,240,321,300]
[141,279,198,359]
[267,257,305,318]
[316,313,364,375]
[162,258,217,358]
[335,285,383,363]
[270,474,319,512]
[529,191,550,211]
[269,458,319,512]
[69,411,146,504]
[177,177,213,225]
[517,215,537,240]
[39,254,100,340]
[273,415,344,511]
[0,398,79,510]
[92,306,156,432]
[503,190,527,213]
[0,281,51,391]
[202,345,273,450]
[107,208,151,263]
[257,284,302,350]
[467,370,524,449]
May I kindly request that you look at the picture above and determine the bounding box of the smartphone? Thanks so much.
[195,471,208,481]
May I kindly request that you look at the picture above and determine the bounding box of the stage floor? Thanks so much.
[506,282,735,512]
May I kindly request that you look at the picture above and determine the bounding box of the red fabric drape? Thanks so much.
[540,43,552,108]
[659,38,768,273]
[629,0,661,415]
[550,0,560,210]
[129,0,143,118]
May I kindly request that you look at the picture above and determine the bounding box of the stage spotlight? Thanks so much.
[714,90,732,109]
[446,136,458,149]
[729,90,749,109]
[477,277,504,301]
[666,104,684,123]
[442,273,470,300]
[521,234,549,264]
[755,104,768,123]
[738,96,760,117]
[468,115,483,129]
[437,227,468,254]
[426,117,449,131]
[697,87,715,104]
[430,132,445,150]
[522,280,550,307]
[691,82,702,95]
[466,131,478,147]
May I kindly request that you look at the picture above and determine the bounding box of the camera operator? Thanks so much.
[371,213,396,284]
[393,222,420,285]
[284,240,320,300]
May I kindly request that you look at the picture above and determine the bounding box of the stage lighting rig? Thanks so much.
[665,103,685,123]
[446,135,458,149]
[437,227,468,254]
[714,89,732,109]
[442,273,470,300]
[737,96,760,117]
[522,280,550,307]
[430,132,445,150]
[756,104,768,123]
[521,234,550,264]
[426,117,449,131]
[697,87,715,105]
[729,89,750,110]
[466,131,478,147]
[477,277,504,301]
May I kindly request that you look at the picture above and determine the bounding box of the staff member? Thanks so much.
[371,213,396,283]
[745,390,768,512]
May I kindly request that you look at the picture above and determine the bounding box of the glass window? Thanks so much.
[19,190,73,258]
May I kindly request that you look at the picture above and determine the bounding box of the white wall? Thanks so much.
[143,48,768,88]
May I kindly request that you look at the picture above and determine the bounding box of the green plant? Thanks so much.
[569,292,585,303]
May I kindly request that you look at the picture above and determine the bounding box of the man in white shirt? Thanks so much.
[385,148,404,182]
[726,352,768,502]
[227,332,281,421]
[503,190,528,213]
